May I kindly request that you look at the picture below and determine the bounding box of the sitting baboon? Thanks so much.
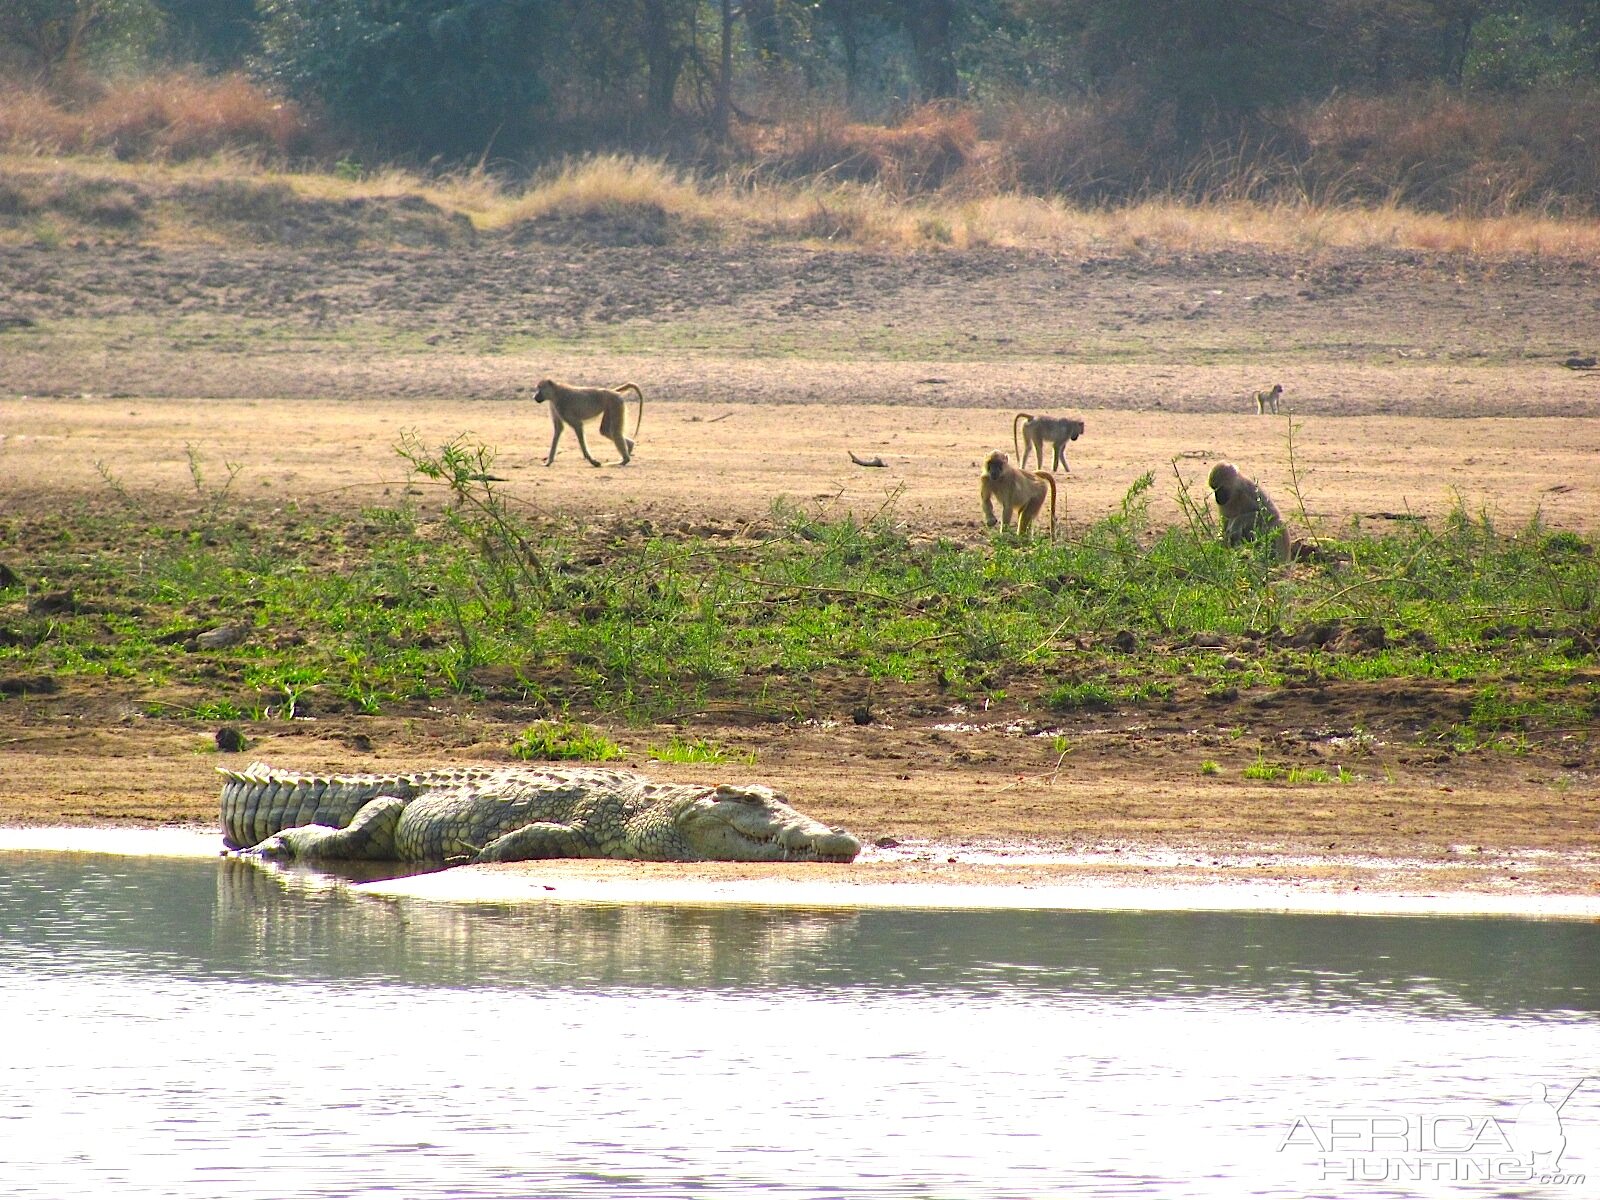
[1208,462,1290,561]
[981,451,1058,539]
[1254,383,1283,415]
[1013,412,1085,472]
[534,378,644,467]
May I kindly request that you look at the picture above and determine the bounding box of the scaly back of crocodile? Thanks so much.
[218,762,510,851]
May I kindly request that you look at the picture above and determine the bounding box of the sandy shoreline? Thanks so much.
[3,243,1597,911]
[6,825,1598,919]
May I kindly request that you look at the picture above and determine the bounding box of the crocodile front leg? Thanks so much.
[472,821,597,862]
[239,795,407,861]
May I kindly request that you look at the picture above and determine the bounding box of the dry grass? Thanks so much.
[0,72,315,161]
[4,129,1599,260]
[1301,87,1600,216]
[488,154,725,228]
[8,145,1600,260]
[742,103,980,195]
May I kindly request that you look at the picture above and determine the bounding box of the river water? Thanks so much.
[1,850,1596,1198]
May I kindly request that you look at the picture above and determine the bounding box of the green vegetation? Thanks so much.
[1242,756,1284,782]
[1240,758,1352,784]
[648,737,755,766]
[0,441,1596,750]
[511,720,625,764]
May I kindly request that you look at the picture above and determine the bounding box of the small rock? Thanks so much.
[193,623,252,650]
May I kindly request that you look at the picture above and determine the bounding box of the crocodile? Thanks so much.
[219,761,862,864]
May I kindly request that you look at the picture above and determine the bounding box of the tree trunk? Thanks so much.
[713,0,733,141]
[642,0,683,124]
[824,1,861,105]
[907,0,958,99]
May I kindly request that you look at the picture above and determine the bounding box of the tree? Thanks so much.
[640,0,691,125]
[0,0,161,79]
[153,0,256,66]
[257,0,556,160]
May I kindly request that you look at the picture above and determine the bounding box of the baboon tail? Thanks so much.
[1013,412,1032,460]
[616,383,643,440]
[1040,471,1058,542]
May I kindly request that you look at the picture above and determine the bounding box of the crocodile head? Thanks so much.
[671,783,861,863]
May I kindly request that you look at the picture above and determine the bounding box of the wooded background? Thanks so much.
[6,1,1600,211]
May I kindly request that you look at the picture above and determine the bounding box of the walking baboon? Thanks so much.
[1208,462,1290,561]
[1254,384,1283,415]
[981,451,1058,539]
[534,378,644,467]
[1013,413,1085,472]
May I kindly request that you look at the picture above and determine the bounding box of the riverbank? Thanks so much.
[2,236,1596,904]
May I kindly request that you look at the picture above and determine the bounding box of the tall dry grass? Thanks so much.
[4,71,1600,258]
[489,154,722,227]
[0,72,317,161]
[476,154,1600,257]
[1300,87,1600,216]
[6,145,1599,258]
[740,102,980,195]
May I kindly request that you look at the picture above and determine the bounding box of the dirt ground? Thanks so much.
[1,236,1597,903]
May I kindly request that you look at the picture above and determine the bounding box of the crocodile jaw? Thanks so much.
[680,785,861,863]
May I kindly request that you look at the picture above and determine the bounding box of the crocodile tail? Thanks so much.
[217,762,413,851]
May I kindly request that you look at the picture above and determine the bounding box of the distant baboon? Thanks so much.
[534,378,643,467]
[1254,383,1284,415]
[1208,462,1290,561]
[981,451,1058,539]
[1013,413,1085,472]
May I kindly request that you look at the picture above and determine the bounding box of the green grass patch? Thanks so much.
[1242,756,1285,782]
[511,720,625,763]
[1,440,1596,737]
[1044,680,1115,711]
[1245,759,1354,784]
[1285,765,1353,784]
[647,736,756,765]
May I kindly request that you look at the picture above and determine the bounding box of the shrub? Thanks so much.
[0,72,314,160]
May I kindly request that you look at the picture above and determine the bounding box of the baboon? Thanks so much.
[1254,383,1283,415]
[534,378,644,467]
[1013,413,1085,472]
[1208,462,1290,561]
[981,451,1058,539]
